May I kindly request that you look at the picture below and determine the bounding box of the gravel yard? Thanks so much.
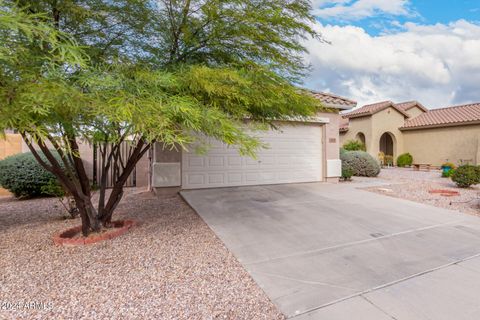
[0,190,283,320]
[361,167,480,215]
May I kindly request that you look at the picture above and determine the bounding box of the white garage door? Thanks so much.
[182,123,324,189]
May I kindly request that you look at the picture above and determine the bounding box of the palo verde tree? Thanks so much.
[0,0,324,236]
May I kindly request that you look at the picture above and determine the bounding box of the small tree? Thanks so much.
[1,2,323,236]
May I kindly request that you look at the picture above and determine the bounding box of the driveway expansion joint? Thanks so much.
[289,251,480,318]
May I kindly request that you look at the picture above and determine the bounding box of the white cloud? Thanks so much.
[304,20,480,108]
[313,0,414,20]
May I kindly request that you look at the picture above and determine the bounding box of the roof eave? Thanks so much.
[325,102,357,110]
[400,120,480,131]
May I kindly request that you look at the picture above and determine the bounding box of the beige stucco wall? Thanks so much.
[318,111,340,162]
[340,107,406,162]
[339,115,373,149]
[370,108,405,160]
[402,124,480,166]
[0,134,23,195]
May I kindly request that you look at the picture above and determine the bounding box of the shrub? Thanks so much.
[397,153,413,167]
[442,168,455,178]
[341,150,381,177]
[342,140,366,151]
[451,165,480,188]
[0,152,63,198]
[341,167,354,181]
[384,155,394,166]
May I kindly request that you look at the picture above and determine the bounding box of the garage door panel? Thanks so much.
[182,124,323,189]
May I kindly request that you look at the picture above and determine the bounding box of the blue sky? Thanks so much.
[305,0,480,108]
[316,0,480,35]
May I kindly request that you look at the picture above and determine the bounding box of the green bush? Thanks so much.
[342,140,366,151]
[451,165,480,188]
[397,153,413,167]
[341,167,354,181]
[0,152,63,198]
[341,150,381,177]
[442,168,455,178]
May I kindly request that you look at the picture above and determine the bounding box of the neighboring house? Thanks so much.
[151,91,357,192]
[340,101,480,166]
[0,130,23,195]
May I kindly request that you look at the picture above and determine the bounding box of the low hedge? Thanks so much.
[0,151,63,198]
[341,150,380,177]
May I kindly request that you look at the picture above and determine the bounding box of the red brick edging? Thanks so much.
[53,220,136,246]
[428,189,460,197]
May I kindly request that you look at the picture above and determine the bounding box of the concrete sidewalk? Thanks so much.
[182,182,480,319]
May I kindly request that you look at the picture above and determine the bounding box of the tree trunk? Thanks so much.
[74,195,101,236]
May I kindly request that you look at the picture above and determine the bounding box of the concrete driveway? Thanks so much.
[181,182,480,319]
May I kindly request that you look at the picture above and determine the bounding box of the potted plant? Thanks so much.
[441,162,456,177]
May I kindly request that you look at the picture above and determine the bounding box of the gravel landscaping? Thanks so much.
[0,190,283,320]
[361,167,480,215]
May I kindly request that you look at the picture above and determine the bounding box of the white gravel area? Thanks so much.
[0,190,284,320]
[360,167,480,215]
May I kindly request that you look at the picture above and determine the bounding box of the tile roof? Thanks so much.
[339,117,349,132]
[395,101,428,112]
[401,103,480,130]
[310,91,357,109]
[343,100,410,119]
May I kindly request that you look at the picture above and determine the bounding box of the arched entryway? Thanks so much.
[355,132,366,146]
[379,132,395,156]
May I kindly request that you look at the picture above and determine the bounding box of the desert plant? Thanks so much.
[341,167,354,181]
[384,155,394,167]
[341,151,381,177]
[397,153,413,167]
[451,165,480,188]
[0,152,63,198]
[342,140,366,151]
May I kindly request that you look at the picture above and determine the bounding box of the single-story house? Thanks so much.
[340,101,480,166]
[0,130,23,195]
[1,91,356,194]
[151,91,357,192]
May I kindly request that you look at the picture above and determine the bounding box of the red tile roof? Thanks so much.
[401,103,480,130]
[343,101,410,119]
[311,91,357,109]
[395,101,428,112]
[339,117,349,132]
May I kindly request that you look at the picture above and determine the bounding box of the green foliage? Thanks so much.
[341,151,381,177]
[341,167,354,181]
[0,152,63,198]
[40,179,66,197]
[150,0,320,80]
[451,165,480,188]
[396,153,413,167]
[342,140,366,151]
[442,168,455,178]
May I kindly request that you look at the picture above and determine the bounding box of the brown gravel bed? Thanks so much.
[361,167,480,215]
[0,190,284,320]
